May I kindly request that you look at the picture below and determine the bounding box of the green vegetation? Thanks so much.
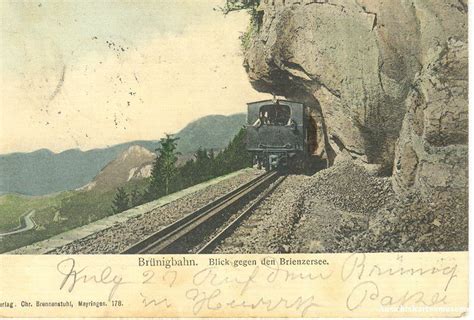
[147,134,180,198]
[111,187,130,214]
[157,127,252,199]
[0,179,148,253]
[0,129,251,253]
[0,189,105,252]
[130,186,143,208]
[240,23,256,51]
[220,0,261,19]
[0,192,71,232]
[219,0,261,51]
[116,128,252,207]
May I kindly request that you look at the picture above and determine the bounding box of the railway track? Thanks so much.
[197,174,286,253]
[121,170,285,254]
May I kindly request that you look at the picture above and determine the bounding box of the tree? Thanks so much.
[209,149,215,161]
[219,0,260,15]
[112,187,130,213]
[141,129,251,204]
[147,134,180,199]
[193,148,214,182]
[130,186,143,207]
[216,127,252,173]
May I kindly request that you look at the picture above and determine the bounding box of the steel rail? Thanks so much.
[121,170,279,254]
[196,174,287,254]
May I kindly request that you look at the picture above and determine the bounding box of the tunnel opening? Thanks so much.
[289,92,336,171]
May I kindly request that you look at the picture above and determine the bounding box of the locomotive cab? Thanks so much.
[246,99,306,171]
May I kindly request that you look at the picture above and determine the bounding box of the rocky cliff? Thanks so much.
[243,0,467,195]
[241,0,467,250]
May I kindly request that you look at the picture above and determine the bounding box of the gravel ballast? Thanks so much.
[214,174,308,254]
[48,169,262,254]
[213,161,394,254]
[294,160,467,253]
[213,159,466,254]
[292,160,394,253]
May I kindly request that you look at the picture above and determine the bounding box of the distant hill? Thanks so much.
[175,114,247,154]
[79,145,155,192]
[0,113,246,196]
[0,142,160,197]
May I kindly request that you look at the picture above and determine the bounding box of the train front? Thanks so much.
[246,99,305,170]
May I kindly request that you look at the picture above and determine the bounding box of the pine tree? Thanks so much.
[112,187,130,213]
[147,134,180,199]
[142,128,251,203]
[130,187,143,207]
[216,127,252,173]
[193,148,212,182]
[177,159,196,190]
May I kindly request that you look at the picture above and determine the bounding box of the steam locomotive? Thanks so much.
[246,99,321,171]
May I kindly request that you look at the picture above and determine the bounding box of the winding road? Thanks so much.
[0,210,36,236]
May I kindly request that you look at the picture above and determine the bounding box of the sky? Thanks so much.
[0,0,268,154]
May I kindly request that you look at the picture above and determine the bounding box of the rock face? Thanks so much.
[393,39,468,200]
[243,0,468,250]
[244,0,467,194]
[79,145,155,191]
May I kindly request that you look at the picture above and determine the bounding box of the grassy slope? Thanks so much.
[0,192,71,232]
[0,179,148,253]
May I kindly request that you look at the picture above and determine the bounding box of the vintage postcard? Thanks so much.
[0,0,469,318]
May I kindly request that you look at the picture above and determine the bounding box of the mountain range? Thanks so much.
[0,113,246,196]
